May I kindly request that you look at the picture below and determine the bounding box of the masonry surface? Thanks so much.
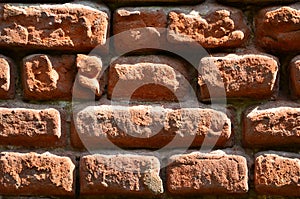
[0,0,299,198]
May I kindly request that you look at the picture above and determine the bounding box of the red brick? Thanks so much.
[0,107,65,147]
[255,151,300,196]
[167,150,248,194]
[198,53,279,100]
[255,3,300,52]
[0,55,15,99]
[243,101,300,148]
[0,152,75,196]
[22,54,76,101]
[71,104,232,149]
[167,3,250,49]
[73,54,106,100]
[113,7,168,54]
[80,154,163,195]
[290,55,300,98]
[0,3,109,51]
[108,55,193,101]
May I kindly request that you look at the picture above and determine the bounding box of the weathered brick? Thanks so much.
[113,7,168,54]
[167,150,248,194]
[198,53,279,100]
[0,55,15,99]
[0,107,64,147]
[80,154,163,195]
[255,151,300,196]
[104,0,203,5]
[71,104,232,149]
[290,55,300,98]
[167,3,250,49]
[108,55,193,101]
[255,3,300,52]
[243,101,300,148]
[0,3,109,51]
[73,54,106,100]
[0,152,75,196]
[22,54,76,100]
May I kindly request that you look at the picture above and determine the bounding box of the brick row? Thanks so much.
[0,152,75,196]
[71,104,232,149]
[113,3,250,53]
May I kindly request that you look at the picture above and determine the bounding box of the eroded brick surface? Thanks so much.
[255,3,300,52]
[71,104,232,149]
[198,53,279,100]
[22,54,76,100]
[167,150,248,194]
[0,55,15,99]
[167,3,250,49]
[0,3,109,51]
[0,107,64,147]
[0,152,75,196]
[113,7,168,54]
[243,101,300,147]
[80,154,163,195]
[108,55,193,101]
[73,54,106,99]
[255,151,300,196]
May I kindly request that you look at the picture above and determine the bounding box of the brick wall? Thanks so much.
[0,0,299,198]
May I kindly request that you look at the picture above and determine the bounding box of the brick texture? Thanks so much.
[71,104,232,149]
[0,152,75,196]
[22,54,76,101]
[198,53,279,100]
[80,154,163,195]
[0,3,110,51]
[243,101,300,148]
[113,7,167,54]
[0,55,15,99]
[0,107,64,147]
[167,150,248,194]
[255,151,300,196]
[167,3,250,49]
[108,55,193,101]
[255,3,300,52]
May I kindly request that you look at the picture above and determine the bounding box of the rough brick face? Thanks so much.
[255,3,300,52]
[71,104,232,149]
[167,3,249,49]
[0,3,109,51]
[73,54,106,99]
[290,55,300,98]
[108,55,193,101]
[0,152,75,196]
[22,54,76,100]
[0,55,15,99]
[167,151,248,194]
[243,101,300,148]
[255,151,300,196]
[113,7,167,54]
[80,154,163,195]
[0,107,64,147]
[198,53,279,100]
